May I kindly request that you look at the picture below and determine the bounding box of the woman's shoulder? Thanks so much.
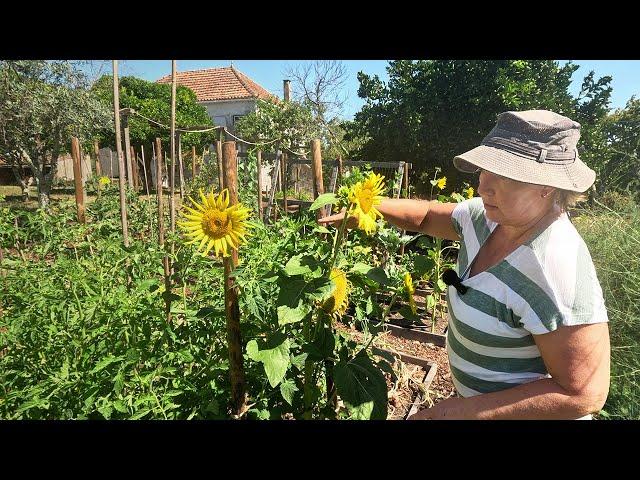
[452,197,497,243]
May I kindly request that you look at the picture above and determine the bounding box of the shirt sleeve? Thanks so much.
[517,238,609,336]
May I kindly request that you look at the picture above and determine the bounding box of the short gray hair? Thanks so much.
[555,189,588,211]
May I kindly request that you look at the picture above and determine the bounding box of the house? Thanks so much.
[156,66,276,133]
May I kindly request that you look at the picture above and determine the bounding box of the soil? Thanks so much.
[336,321,457,418]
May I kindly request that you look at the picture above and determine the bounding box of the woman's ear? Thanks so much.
[541,187,555,199]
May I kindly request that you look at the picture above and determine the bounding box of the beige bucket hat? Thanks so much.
[453,110,596,192]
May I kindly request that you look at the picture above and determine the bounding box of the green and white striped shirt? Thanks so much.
[447,197,608,402]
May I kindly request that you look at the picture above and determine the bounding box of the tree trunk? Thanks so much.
[36,171,54,209]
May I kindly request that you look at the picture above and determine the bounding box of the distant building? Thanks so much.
[156,66,276,134]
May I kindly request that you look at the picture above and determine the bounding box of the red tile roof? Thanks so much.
[157,66,276,102]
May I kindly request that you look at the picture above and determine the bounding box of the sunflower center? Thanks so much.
[358,188,374,213]
[202,209,231,238]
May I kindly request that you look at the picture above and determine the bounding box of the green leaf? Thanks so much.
[314,226,331,234]
[334,352,388,420]
[350,262,373,275]
[277,303,312,326]
[302,326,336,361]
[437,279,447,292]
[290,353,308,371]
[284,254,314,276]
[366,296,374,315]
[399,304,420,322]
[366,267,390,285]
[90,355,124,374]
[426,294,437,310]
[309,192,337,211]
[248,334,291,388]
[279,379,299,406]
[246,340,260,362]
[305,277,335,303]
[113,400,128,414]
[414,255,436,276]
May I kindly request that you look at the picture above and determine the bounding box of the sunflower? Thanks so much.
[464,186,474,199]
[404,272,417,315]
[98,176,111,186]
[436,177,447,190]
[322,268,350,320]
[177,188,251,257]
[348,172,386,235]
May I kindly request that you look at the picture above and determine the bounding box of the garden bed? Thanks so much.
[336,321,457,418]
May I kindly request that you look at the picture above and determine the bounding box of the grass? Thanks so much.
[573,196,640,419]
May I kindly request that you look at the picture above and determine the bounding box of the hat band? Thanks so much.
[482,137,577,165]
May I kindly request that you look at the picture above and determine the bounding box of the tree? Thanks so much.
[345,60,612,195]
[598,96,640,196]
[91,75,216,153]
[234,97,320,155]
[0,60,111,207]
[284,60,351,158]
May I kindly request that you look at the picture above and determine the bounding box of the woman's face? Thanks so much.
[477,169,553,227]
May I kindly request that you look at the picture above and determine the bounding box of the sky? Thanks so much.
[92,60,640,120]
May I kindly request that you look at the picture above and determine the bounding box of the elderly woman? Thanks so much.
[320,110,610,420]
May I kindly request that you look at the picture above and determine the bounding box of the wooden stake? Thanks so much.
[112,60,129,247]
[123,117,134,189]
[221,141,247,417]
[256,150,263,222]
[177,133,185,201]
[191,146,197,180]
[216,139,224,190]
[131,145,139,190]
[282,152,288,214]
[93,140,102,199]
[71,136,86,224]
[170,60,177,234]
[311,139,325,220]
[337,154,344,185]
[155,137,172,322]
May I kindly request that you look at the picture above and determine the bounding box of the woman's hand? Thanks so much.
[407,397,471,420]
[317,207,359,230]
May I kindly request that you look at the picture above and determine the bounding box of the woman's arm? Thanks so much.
[409,322,610,419]
[319,197,461,241]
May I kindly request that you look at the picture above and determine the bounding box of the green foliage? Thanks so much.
[345,60,613,194]
[91,75,216,151]
[573,198,640,419]
[235,98,320,153]
[0,60,112,207]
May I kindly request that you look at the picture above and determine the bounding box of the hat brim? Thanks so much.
[453,145,595,193]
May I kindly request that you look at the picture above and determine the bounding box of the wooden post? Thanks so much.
[283,79,291,101]
[130,145,139,190]
[191,146,197,179]
[123,116,134,189]
[282,152,288,214]
[256,150,263,222]
[170,60,177,234]
[93,140,102,199]
[93,140,102,177]
[311,139,325,219]
[221,141,247,417]
[112,60,129,247]
[156,137,172,322]
[337,154,344,185]
[71,136,86,224]
[404,162,410,198]
[177,133,185,201]
[216,139,224,190]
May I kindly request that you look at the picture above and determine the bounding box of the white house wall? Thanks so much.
[202,99,257,130]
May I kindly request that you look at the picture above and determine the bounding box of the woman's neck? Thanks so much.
[498,205,563,246]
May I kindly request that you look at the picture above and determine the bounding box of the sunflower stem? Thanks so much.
[330,208,350,270]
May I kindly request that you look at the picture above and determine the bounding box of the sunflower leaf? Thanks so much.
[309,193,337,211]
[277,303,312,326]
[350,262,373,275]
[334,352,388,420]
